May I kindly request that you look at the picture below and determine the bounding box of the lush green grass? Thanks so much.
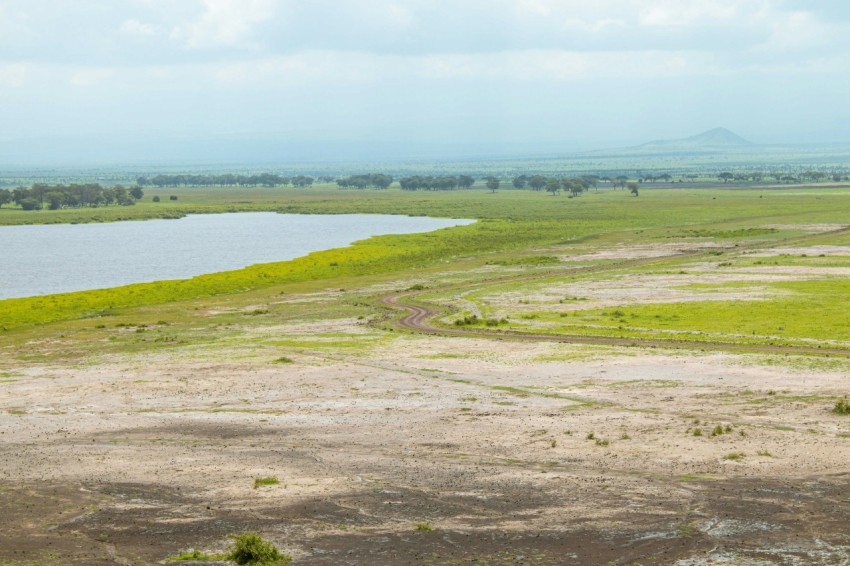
[553,279,850,344]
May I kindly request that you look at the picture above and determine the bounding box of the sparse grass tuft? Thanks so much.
[272,356,294,364]
[415,522,434,532]
[167,549,225,562]
[253,477,280,489]
[723,452,746,461]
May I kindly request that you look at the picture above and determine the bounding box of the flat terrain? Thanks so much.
[2,187,850,565]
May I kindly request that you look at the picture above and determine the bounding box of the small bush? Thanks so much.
[254,477,280,489]
[152,195,161,202]
[723,452,745,461]
[595,438,609,446]
[272,356,294,364]
[169,195,178,201]
[454,314,479,326]
[227,532,290,565]
[415,523,434,531]
[407,283,427,291]
[834,398,850,415]
[692,428,703,437]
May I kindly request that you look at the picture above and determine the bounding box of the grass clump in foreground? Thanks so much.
[253,476,280,488]
[415,522,434,531]
[834,397,850,415]
[167,549,225,561]
[228,532,290,565]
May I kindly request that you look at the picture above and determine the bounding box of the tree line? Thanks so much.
[336,174,394,189]
[0,183,144,211]
[398,175,476,190]
[137,174,317,187]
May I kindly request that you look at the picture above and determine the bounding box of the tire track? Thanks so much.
[380,227,850,357]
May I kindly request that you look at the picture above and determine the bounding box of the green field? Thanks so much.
[2,184,850,354]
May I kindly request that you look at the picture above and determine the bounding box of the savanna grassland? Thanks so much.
[2,184,850,565]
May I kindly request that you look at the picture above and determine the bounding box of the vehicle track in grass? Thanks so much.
[379,226,850,357]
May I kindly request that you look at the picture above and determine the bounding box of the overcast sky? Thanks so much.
[2,0,850,164]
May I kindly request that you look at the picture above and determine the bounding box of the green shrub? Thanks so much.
[227,532,290,565]
[834,398,850,415]
[454,314,479,326]
[415,523,434,531]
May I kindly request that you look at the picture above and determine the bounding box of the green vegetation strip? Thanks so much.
[4,187,850,331]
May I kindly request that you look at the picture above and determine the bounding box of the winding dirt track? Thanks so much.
[379,229,850,357]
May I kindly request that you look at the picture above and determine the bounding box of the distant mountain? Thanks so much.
[586,127,754,156]
[638,127,752,150]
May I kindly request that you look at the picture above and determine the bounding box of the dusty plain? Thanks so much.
[2,190,850,565]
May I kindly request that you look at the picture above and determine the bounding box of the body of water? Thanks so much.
[0,213,473,299]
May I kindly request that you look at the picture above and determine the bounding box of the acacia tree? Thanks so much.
[485,178,500,193]
[458,175,475,188]
[0,188,10,208]
[545,179,561,195]
[528,175,547,191]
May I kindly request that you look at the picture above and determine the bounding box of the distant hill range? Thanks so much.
[591,128,755,156]
[639,127,752,149]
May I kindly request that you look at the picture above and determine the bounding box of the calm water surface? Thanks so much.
[0,213,473,299]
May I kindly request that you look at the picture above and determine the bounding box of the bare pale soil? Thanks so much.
[3,334,850,564]
[2,237,850,565]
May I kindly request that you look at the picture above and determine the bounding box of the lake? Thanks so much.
[0,213,474,300]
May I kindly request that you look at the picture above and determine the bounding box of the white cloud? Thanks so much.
[0,63,28,87]
[757,10,838,53]
[638,1,742,27]
[175,0,275,49]
[70,68,114,87]
[417,50,717,81]
[120,18,159,36]
[563,17,626,33]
